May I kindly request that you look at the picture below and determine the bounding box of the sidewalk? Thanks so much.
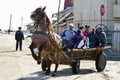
[104,48,120,61]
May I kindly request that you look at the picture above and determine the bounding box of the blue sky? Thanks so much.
[0,0,64,30]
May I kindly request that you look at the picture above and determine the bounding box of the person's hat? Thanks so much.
[85,25,90,28]
[78,26,84,30]
[18,27,21,29]
[96,27,102,29]
[90,27,95,29]
[69,23,74,27]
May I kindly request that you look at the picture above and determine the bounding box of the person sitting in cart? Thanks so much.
[88,27,96,48]
[95,27,107,47]
[85,25,90,35]
[72,30,83,48]
[61,23,77,50]
[76,26,89,49]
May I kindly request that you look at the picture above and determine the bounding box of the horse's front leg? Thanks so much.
[45,57,52,75]
[52,54,60,77]
[29,43,38,61]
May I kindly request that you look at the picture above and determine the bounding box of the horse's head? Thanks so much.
[31,6,46,22]
[30,6,52,31]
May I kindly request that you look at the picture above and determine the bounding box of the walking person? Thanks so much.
[15,27,24,51]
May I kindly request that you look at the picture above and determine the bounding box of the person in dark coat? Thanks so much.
[88,27,96,48]
[95,27,107,47]
[15,27,24,51]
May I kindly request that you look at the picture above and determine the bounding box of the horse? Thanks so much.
[29,6,67,76]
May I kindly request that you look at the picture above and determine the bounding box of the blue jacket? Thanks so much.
[72,32,83,47]
[88,32,96,48]
[61,29,77,41]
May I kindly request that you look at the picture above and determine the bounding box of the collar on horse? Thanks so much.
[33,31,48,36]
[33,31,57,47]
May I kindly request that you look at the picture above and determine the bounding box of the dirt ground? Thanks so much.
[0,33,120,80]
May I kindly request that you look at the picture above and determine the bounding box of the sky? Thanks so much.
[0,0,64,30]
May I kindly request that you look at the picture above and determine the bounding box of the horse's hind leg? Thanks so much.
[45,58,52,75]
[52,54,60,77]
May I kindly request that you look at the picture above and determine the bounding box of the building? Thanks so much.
[52,7,73,34]
[52,0,74,34]
[73,0,120,29]
[64,0,73,9]
[73,0,120,52]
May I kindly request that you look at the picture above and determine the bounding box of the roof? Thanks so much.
[54,13,71,25]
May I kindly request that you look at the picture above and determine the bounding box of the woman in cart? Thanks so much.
[72,30,83,48]
[88,27,96,48]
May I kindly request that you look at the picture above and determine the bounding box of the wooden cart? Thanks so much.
[41,46,108,74]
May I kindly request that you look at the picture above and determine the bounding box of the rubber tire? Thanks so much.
[41,59,47,71]
[72,59,80,74]
[96,53,107,72]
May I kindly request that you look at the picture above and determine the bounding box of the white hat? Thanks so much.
[69,23,74,27]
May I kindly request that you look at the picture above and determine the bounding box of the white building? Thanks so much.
[73,0,120,30]
[73,0,120,52]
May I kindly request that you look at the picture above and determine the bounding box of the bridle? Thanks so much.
[33,13,51,35]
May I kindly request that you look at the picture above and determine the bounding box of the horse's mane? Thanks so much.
[46,14,52,30]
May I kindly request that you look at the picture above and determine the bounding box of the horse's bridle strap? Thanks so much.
[33,31,57,48]
[33,31,54,43]
[33,31,48,36]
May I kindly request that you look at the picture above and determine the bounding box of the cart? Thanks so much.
[41,46,109,74]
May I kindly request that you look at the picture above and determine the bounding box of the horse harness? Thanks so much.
[33,31,58,48]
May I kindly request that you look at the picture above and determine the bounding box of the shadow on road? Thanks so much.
[18,68,96,80]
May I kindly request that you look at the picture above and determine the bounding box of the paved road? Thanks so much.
[0,33,120,80]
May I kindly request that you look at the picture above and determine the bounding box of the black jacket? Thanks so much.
[95,32,106,47]
[15,30,24,41]
[88,32,96,48]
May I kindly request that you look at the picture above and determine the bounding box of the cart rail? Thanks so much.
[67,46,110,60]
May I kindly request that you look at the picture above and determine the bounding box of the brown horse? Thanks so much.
[29,6,67,76]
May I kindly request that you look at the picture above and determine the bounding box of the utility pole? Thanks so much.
[57,0,61,34]
[20,16,23,28]
[8,14,12,34]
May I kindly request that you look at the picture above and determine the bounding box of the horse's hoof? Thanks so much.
[52,72,56,77]
[37,61,41,65]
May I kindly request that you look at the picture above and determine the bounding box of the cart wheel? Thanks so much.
[41,59,47,71]
[72,59,80,74]
[96,53,107,72]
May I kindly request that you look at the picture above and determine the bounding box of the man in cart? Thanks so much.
[61,23,77,51]
[95,27,107,47]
